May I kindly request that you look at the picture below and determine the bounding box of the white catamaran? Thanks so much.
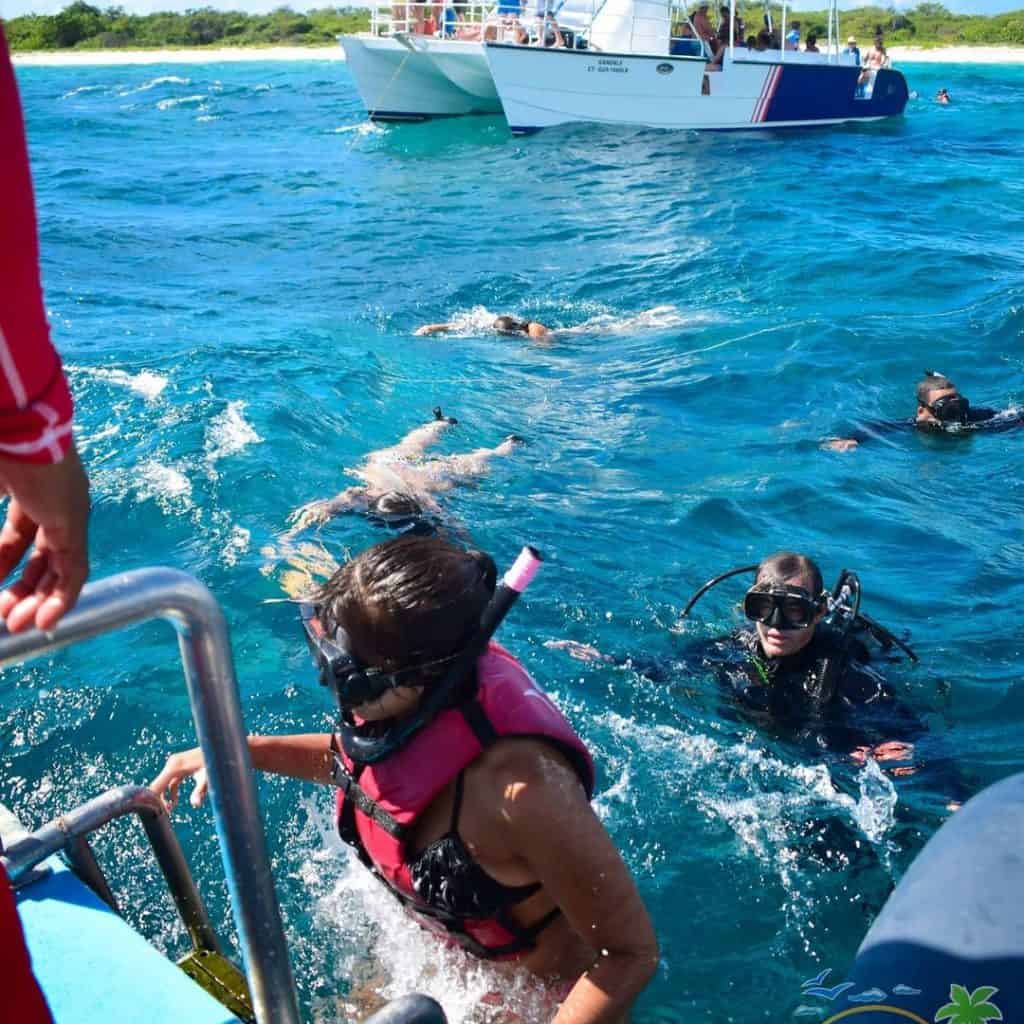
[341,0,908,134]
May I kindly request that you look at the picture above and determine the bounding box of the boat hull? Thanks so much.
[483,44,909,133]
[340,34,501,121]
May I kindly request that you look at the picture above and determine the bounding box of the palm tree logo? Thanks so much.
[935,985,1003,1024]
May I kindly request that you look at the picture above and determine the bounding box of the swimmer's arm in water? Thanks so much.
[414,323,453,336]
[149,734,335,811]
[527,321,551,340]
[497,746,659,1023]
[286,486,368,535]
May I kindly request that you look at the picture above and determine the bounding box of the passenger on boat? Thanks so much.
[716,4,743,46]
[282,407,523,538]
[822,370,1024,451]
[864,36,891,69]
[804,33,820,53]
[152,536,659,1023]
[754,29,771,50]
[416,314,551,339]
[844,35,861,64]
[784,20,801,50]
[692,2,720,52]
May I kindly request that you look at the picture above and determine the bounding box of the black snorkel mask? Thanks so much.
[299,605,457,709]
[302,545,544,765]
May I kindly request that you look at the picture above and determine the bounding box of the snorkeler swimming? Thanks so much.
[284,407,524,538]
[153,537,658,1023]
[823,369,1023,451]
[415,315,551,340]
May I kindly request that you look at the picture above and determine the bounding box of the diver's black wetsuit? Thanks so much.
[845,407,1023,443]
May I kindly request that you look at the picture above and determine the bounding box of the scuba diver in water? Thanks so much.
[550,552,923,767]
[284,407,523,538]
[823,370,1023,451]
[152,536,658,1023]
[415,315,552,340]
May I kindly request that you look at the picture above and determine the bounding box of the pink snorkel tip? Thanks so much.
[503,545,543,593]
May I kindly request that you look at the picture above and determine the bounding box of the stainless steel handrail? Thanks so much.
[2,784,222,955]
[0,568,300,1024]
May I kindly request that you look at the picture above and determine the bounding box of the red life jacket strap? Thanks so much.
[331,752,409,841]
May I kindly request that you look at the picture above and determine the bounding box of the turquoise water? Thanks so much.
[6,57,1024,1022]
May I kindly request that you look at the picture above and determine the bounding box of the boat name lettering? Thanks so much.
[587,58,629,73]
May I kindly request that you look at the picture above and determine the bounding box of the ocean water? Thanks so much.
[6,56,1024,1022]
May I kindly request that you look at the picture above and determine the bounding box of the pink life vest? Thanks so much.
[333,641,595,959]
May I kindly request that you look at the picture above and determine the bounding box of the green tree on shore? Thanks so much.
[3,0,1024,50]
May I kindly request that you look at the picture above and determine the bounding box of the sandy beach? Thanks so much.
[11,43,1024,66]
[888,45,1024,63]
[12,45,347,66]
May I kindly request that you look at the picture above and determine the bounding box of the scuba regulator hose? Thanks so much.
[340,546,544,765]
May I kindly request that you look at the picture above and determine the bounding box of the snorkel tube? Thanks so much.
[339,545,544,765]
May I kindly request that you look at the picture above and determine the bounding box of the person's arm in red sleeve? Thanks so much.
[0,26,90,633]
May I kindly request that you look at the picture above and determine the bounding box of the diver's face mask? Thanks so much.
[299,603,455,711]
[926,392,970,425]
[744,584,823,632]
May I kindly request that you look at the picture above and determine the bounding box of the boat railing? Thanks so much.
[0,568,453,1024]
[0,568,302,1024]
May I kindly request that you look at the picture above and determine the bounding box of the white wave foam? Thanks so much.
[221,525,251,567]
[156,94,206,110]
[136,460,193,509]
[330,121,385,136]
[118,74,190,95]
[74,366,169,399]
[60,84,108,99]
[196,115,221,123]
[205,400,262,463]
[298,801,558,1024]
[560,304,714,336]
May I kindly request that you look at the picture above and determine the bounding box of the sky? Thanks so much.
[1,0,1021,20]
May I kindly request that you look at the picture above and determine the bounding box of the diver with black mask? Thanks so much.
[824,370,1023,451]
[549,552,924,766]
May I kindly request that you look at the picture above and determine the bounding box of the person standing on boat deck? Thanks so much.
[416,314,551,340]
[804,33,820,53]
[0,30,91,636]
[2,24,95,1024]
[152,536,659,1024]
[282,407,523,541]
[692,3,719,53]
[785,20,801,50]
[822,370,1023,451]
[844,35,861,64]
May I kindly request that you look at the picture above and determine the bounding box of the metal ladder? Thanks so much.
[0,568,447,1024]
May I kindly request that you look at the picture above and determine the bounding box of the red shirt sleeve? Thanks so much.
[0,26,74,465]
[0,862,54,1023]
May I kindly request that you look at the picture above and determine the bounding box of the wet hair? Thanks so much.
[916,371,956,405]
[755,551,824,597]
[316,536,497,679]
[368,491,425,521]
[493,315,529,335]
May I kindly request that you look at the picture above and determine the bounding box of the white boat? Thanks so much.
[484,0,909,133]
[339,2,504,121]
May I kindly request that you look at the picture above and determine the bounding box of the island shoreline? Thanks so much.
[10,43,1024,66]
